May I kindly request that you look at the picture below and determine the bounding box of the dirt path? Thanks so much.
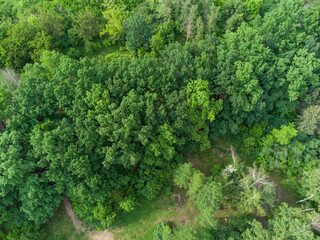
[63,197,114,240]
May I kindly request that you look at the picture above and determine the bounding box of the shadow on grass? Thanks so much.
[44,201,87,240]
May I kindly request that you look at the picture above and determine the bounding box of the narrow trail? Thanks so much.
[63,197,114,240]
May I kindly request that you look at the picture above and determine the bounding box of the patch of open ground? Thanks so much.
[45,200,88,240]
[186,136,235,175]
[46,197,114,240]
[112,188,199,240]
[63,197,114,240]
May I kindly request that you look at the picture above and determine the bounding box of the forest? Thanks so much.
[1,0,320,239]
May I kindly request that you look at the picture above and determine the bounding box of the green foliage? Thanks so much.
[187,79,223,150]
[298,105,320,135]
[241,220,271,239]
[2,0,320,236]
[196,180,223,227]
[19,176,62,224]
[124,14,152,52]
[119,196,138,212]
[5,225,47,240]
[36,8,65,39]
[0,87,11,123]
[211,165,223,177]
[173,163,194,189]
[92,201,117,230]
[153,221,171,240]
[150,22,175,54]
[170,223,199,240]
[242,203,317,239]
[101,9,125,44]
[269,123,298,146]
[0,21,36,69]
[287,49,320,102]
[73,7,101,42]
[300,169,320,205]
[255,123,318,175]
[246,0,263,17]
[187,170,206,199]
[238,166,276,215]
[150,31,165,55]
[269,203,315,239]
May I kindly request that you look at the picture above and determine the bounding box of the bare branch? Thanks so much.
[296,195,314,203]
[230,145,236,165]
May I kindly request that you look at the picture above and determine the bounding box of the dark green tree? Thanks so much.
[124,14,152,52]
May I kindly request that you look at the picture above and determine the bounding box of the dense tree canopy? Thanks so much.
[2,0,320,239]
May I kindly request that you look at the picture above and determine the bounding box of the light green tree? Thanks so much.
[187,79,223,150]
[101,9,125,44]
[196,180,223,227]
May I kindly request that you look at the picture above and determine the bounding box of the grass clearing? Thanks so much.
[269,170,300,207]
[112,187,199,240]
[187,136,236,175]
[45,201,88,240]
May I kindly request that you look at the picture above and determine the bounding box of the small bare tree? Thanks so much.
[0,68,20,92]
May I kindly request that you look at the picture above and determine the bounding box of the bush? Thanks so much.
[119,195,138,212]
[153,221,171,240]
[211,165,223,176]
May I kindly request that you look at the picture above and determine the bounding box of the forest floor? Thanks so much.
[46,136,299,239]
[111,187,199,239]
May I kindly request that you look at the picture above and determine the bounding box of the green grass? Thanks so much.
[112,188,199,240]
[188,136,237,175]
[44,202,87,240]
[89,43,135,60]
[268,170,300,207]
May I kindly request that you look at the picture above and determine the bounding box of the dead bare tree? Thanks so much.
[0,68,20,91]
[230,145,237,165]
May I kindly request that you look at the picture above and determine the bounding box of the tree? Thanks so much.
[300,169,320,205]
[269,203,315,240]
[196,180,223,227]
[242,203,317,239]
[73,7,101,42]
[173,163,194,189]
[124,14,152,52]
[19,176,62,224]
[171,223,198,240]
[269,123,298,146]
[187,170,205,199]
[101,9,125,44]
[238,166,276,215]
[241,220,270,240]
[0,21,36,69]
[187,79,223,150]
[28,31,52,62]
[119,195,138,212]
[36,8,65,38]
[194,16,205,42]
[92,201,117,230]
[0,88,11,126]
[286,49,320,102]
[298,105,320,135]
